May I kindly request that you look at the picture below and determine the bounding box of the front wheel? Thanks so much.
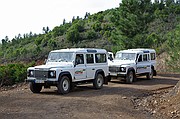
[30,82,42,93]
[126,71,135,84]
[57,76,70,94]
[93,74,104,89]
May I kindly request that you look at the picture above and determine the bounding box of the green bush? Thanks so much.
[0,63,34,87]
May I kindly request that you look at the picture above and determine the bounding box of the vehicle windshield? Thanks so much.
[115,53,136,60]
[47,52,74,62]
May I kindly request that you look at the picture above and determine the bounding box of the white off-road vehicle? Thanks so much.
[26,48,109,94]
[109,49,157,83]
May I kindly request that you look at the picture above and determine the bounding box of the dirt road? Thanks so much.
[0,75,179,119]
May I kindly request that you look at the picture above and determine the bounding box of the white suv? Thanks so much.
[27,48,109,94]
[109,49,157,83]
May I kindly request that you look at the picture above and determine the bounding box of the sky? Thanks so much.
[0,0,120,40]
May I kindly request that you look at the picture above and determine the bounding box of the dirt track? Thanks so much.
[0,75,179,119]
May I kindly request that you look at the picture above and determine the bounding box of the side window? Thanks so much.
[75,54,84,64]
[143,54,148,61]
[95,54,107,63]
[86,54,94,64]
[151,53,156,60]
[138,55,142,62]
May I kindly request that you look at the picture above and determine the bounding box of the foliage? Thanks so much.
[0,63,35,86]
[166,24,180,72]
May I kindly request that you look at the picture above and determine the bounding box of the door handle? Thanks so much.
[92,68,95,70]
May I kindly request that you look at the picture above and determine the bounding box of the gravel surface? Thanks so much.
[0,75,179,119]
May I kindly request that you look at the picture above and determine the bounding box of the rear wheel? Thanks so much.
[146,68,154,80]
[30,82,42,93]
[93,73,104,89]
[57,76,70,94]
[126,71,134,84]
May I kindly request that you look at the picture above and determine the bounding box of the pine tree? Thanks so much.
[118,0,154,48]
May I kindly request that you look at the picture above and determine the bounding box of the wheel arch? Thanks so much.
[127,67,136,82]
[127,67,135,74]
[151,65,157,76]
[58,71,72,82]
[94,69,105,79]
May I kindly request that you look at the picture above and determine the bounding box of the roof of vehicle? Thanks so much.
[117,48,156,54]
[51,48,107,53]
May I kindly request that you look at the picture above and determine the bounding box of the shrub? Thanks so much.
[0,63,34,87]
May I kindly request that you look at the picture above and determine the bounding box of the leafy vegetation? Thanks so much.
[166,24,180,72]
[0,0,180,86]
[0,62,35,86]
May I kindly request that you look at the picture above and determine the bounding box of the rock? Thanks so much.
[122,96,127,99]
[154,100,158,105]
[152,110,156,114]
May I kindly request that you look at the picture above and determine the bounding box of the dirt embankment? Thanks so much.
[134,74,180,119]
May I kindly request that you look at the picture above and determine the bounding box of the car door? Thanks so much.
[86,53,96,79]
[142,53,151,73]
[137,53,151,74]
[74,54,86,80]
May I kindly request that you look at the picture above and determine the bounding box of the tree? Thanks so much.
[66,27,80,43]
[17,33,22,40]
[118,0,154,48]
[42,26,50,34]
[1,36,9,50]
[84,12,90,19]
[72,16,75,23]
[86,30,97,39]
[63,19,66,25]
[65,20,84,43]
[92,21,101,32]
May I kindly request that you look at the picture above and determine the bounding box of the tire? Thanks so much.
[93,73,104,89]
[107,75,111,82]
[30,82,42,93]
[126,71,134,84]
[57,76,70,94]
[146,68,153,80]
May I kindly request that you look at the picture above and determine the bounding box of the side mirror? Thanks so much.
[73,61,78,67]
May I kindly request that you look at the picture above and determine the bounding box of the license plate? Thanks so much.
[35,80,44,83]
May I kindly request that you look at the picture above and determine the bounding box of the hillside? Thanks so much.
[0,0,179,62]
[0,0,180,85]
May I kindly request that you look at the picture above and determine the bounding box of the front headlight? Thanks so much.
[48,71,56,78]
[28,70,34,77]
[120,67,126,72]
[30,71,34,76]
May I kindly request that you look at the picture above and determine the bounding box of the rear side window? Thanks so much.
[143,54,148,61]
[95,54,107,63]
[86,54,94,64]
[151,53,156,60]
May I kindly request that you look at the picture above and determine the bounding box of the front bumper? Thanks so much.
[26,77,58,84]
[109,72,126,77]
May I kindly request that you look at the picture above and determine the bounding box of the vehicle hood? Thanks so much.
[109,60,135,66]
[30,62,73,70]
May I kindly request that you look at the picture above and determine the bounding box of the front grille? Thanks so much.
[109,66,120,72]
[34,70,48,78]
